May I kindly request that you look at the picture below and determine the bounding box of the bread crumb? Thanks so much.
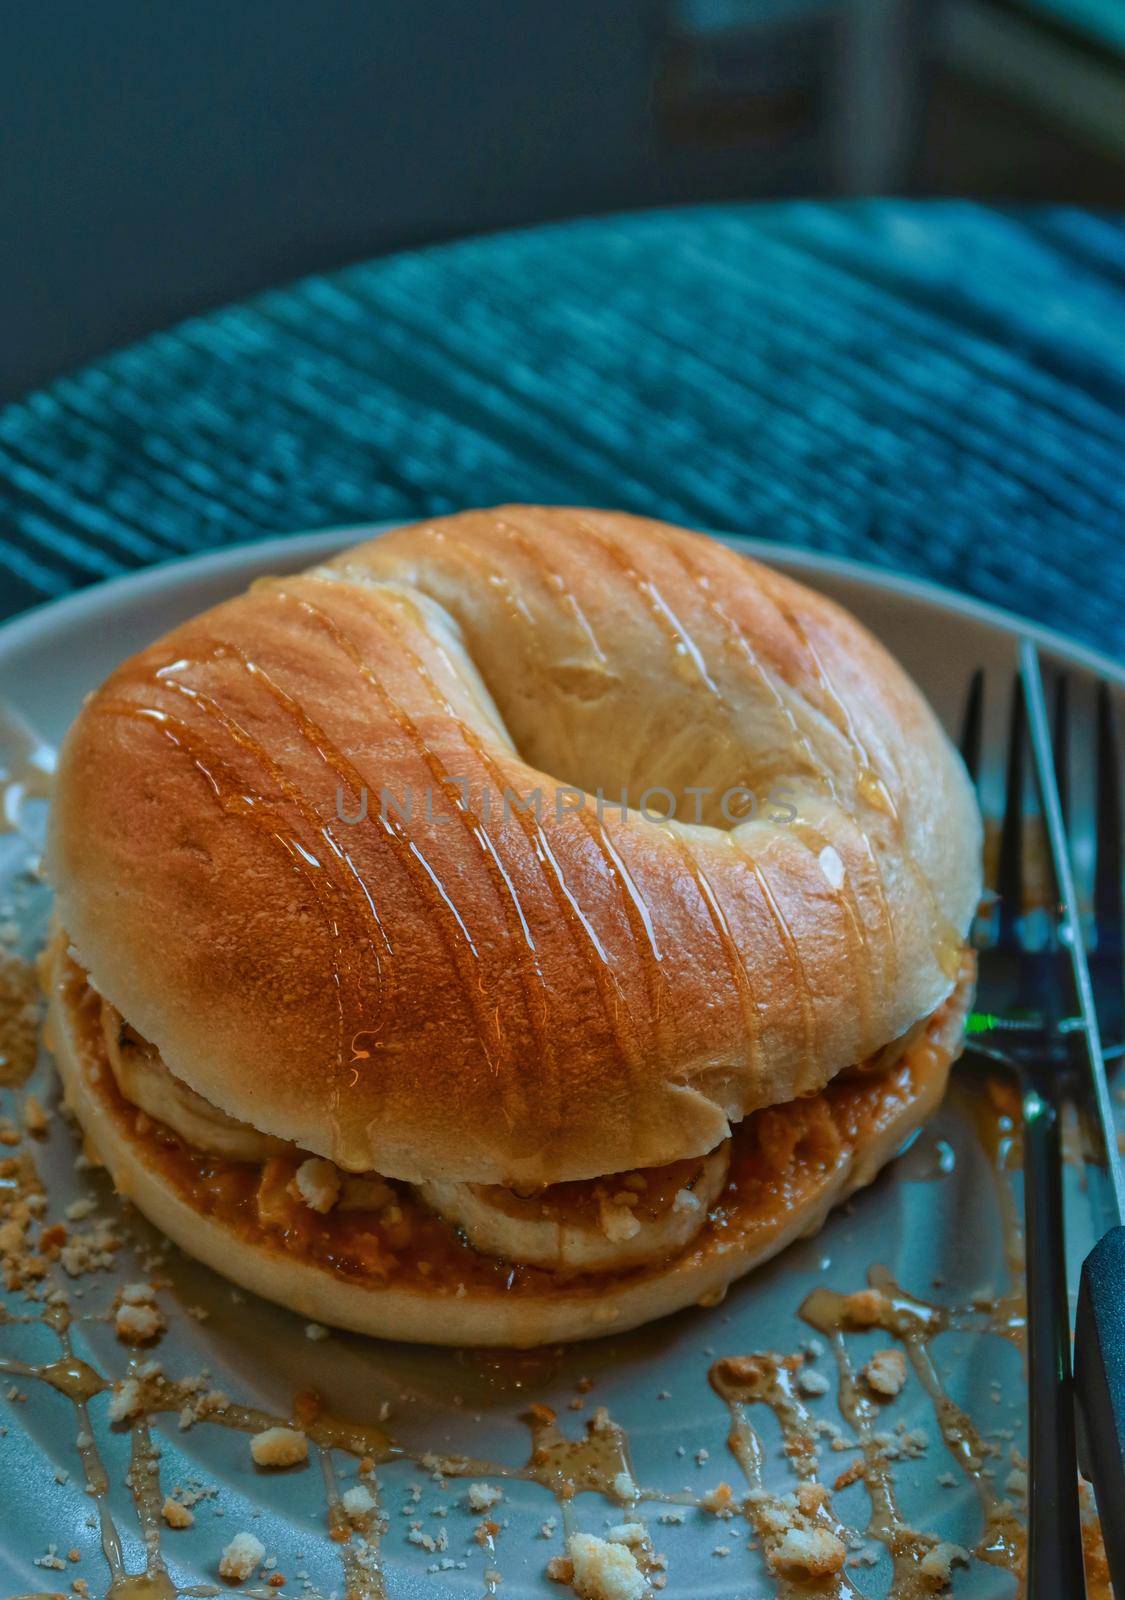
[750,1485,847,1579]
[304,1322,329,1341]
[341,1484,376,1522]
[918,1541,970,1586]
[219,1531,266,1582]
[598,1196,641,1243]
[797,1368,830,1397]
[700,1482,736,1517]
[604,1523,646,1547]
[120,1280,157,1304]
[560,1531,646,1600]
[840,1288,891,1327]
[862,1348,907,1398]
[292,1158,340,1215]
[770,1524,847,1578]
[467,1482,503,1512]
[250,1427,308,1469]
[23,1095,50,1135]
[108,1378,142,1423]
[161,1497,194,1529]
[115,1300,164,1344]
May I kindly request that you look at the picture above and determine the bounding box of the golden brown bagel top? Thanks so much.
[47,507,982,1186]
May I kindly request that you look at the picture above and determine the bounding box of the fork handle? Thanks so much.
[1022,1085,1087,1596]
[1075,1225,1125,1592]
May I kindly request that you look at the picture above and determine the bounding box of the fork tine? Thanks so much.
[1093,682,1123,1043]
[1094,683,1122,948]
[1053,675,1070,828]
[960,667,984,783]
[1014,644,1090,1598]
[997,676,1026,950]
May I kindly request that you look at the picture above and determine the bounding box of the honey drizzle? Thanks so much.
[743,851,818,1064]
[788,819,874,1035]
[301,583,652,1099]
[571,513,722,699]
[664,532,897,1011]
[760,582,900,823]
[96,696,359,1074]
[964,1080,1026,1343]
[708,1354,861,1599]
[227,633,545,1058]
[802,1271,1024,1577]
[397,520,666,1061]
[493,513,609,670]
[800,1302,957,1596]
[256,585,563,1075]
[520,1403,638,1502]
[6,1306,135,1596]
[2,1252,1029,1600]
[666,829,762,1066]
[1,1321,399,1600]
[319,1444,388,1600]
[122,1409,177,1600]
[261,590,570,1105]
[759,573,964,983]
[153,663,398,1034]
[571,805,669,1052]
[159,639,531,1082]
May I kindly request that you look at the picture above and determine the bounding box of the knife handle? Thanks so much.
[1075,1224,1125,1591]
[1021,1085,1086,1597]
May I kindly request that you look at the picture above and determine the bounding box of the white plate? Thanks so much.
[0,527,1120,1600]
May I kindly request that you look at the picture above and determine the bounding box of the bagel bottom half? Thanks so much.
[44,941,975,1348]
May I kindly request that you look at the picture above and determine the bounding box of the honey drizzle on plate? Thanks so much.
[708,1353,861,1599]
[319,1444,388,1600]
[0,1064,1045,1600]
[801,1270,1024,1583]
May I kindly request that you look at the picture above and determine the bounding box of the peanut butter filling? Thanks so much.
[58,946,969,1299]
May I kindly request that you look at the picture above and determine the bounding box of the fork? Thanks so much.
[959,646,1108,1598]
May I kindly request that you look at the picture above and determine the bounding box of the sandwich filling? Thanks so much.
[99,985,734,1273]
[56,938,972,1294]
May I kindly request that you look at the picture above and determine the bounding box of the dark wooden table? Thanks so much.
[1,201,1123,657]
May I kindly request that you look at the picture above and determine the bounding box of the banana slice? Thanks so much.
[417,1142,731,1273]
[100,1000,293,1163]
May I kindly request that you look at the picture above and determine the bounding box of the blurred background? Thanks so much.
[4,0,1123,402]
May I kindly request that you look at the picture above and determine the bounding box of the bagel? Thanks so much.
[44,506,981,1344]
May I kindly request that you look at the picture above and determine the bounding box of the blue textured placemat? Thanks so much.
[1,201,1123,657]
